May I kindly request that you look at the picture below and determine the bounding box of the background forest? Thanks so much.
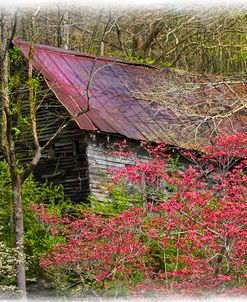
[7,3,247,74]
[0,2,247,300]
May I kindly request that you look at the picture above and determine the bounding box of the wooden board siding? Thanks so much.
[87,133,151,201]
[31,97,91,203]
[33,136,90,203]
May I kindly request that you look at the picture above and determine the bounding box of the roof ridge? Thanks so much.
[12,38,156,69]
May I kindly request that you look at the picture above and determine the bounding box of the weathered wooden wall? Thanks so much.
[33,97,91,203]
[86,133,151,201]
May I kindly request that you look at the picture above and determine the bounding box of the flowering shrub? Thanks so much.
[34,132,247,297]
[0,231,17,296]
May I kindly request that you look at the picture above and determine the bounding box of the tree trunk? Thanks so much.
[100,41,104,56]
[1,10,27,299]
[132,33,145,57]
[57,6,69,49]
[12,176,27,298]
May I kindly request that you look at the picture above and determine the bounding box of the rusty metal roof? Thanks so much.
[13,39,247,147]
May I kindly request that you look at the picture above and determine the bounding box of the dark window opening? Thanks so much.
[72,140,80,156]
[48,140,80,158]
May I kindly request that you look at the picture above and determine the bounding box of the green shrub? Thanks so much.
[90,183,143,216]
[0,160,76,280]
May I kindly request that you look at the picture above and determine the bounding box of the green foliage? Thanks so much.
[23,177,72,276]
[32,75,41,92]
[13,115,32,139]
[227,33,247,71]
[0,162,14,244]
[9,46,21,63]
[160,61,172,67]
[228,49,247,64]
[0,160,75,279]
[12,127,21,137]
[8,74,21,92]
[125,55,155,65]
[167,154,182,174]
[12,74,42,138]
[90,183,143,215]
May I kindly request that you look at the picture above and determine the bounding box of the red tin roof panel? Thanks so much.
[13,38,247,147]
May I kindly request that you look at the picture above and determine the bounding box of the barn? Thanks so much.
[12,39,247,203]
